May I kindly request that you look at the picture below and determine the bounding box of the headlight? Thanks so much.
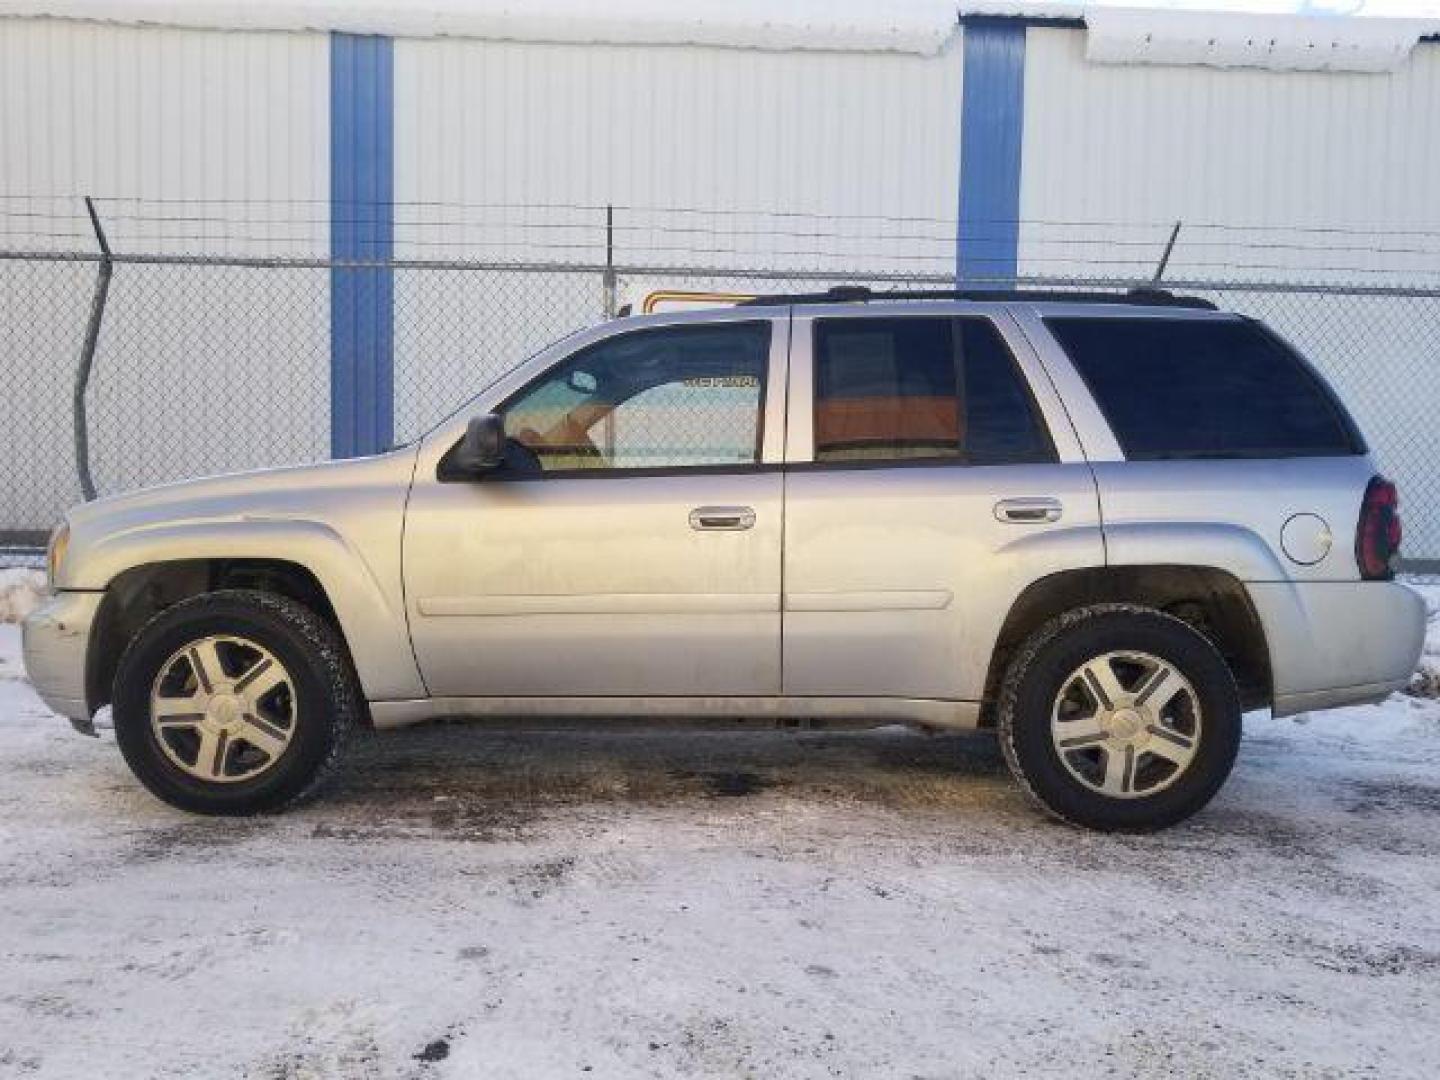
[46,522,70,587]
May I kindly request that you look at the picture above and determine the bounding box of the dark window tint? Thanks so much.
[812,317,1053,465]
[1047,317,1361,460]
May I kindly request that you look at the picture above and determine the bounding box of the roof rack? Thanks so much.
[735,285,1217,311]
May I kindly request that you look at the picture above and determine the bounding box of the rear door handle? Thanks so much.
[994,497,1063,524]
[689,505,756,531]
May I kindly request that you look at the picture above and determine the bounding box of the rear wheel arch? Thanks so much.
[982,565,1272,720]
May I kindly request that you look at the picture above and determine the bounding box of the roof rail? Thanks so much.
[735,285,1217,310]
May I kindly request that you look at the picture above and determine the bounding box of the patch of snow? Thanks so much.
[0,568,46,624]
[2,594,1440,1077]
[1405,577,1440,700]
[6,1,1438,71]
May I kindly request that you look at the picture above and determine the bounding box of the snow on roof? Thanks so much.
[1084,8,1437,73]
[0,0,963,55]
[963,3,1440,72]
[0,0,1436,70]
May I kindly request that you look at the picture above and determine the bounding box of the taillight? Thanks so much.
[1355,476,1401,580]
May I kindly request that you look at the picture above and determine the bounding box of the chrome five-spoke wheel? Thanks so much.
[1000,605,1241,830]
[115,591,359,814]
[1050,650,1202,799]
[149,634,297,783]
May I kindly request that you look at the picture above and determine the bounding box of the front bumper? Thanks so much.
[1249,580,1427,717]
[21,590,103,733]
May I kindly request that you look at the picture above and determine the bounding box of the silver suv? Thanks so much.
[22,288,1427,830]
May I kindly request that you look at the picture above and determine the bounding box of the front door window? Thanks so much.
[499,322,771,474]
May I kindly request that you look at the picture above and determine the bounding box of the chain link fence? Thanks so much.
[2,221,1437,565]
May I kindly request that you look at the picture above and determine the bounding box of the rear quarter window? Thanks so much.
[1046,317,1364,460]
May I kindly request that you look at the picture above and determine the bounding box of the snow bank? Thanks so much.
[1407,579,1440,700]
[0,0,962,54]
[0,568,45,624]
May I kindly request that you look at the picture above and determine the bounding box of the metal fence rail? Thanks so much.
[2,223,1438,562]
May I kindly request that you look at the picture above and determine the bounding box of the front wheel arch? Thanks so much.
[86,558,356,718]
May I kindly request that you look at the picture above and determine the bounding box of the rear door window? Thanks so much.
[812,316,1054,465]
[1046,317,1363,460]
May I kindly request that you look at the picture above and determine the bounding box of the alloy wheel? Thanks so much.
[1049,650,1202,799]
[148,635,297,783]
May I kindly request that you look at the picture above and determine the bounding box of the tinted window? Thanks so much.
[500,322,769,473]
[812,317,1053,465]
[1048,317,1361,460]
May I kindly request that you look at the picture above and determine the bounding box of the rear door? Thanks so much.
[780,305,1104,701]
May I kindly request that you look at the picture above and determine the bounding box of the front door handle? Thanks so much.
[690,505,756,531]
[994,497,1063,524]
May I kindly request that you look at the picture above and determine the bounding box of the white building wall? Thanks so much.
[0,18,330,253]
[1020,27,1440,553]
[2,14,1434,555]
[390,34,964,436]
[1019,28,1440,284]
[394,36,962,225]
[0,18,330,528]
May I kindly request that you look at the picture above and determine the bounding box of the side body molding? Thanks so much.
[76,517,426,701]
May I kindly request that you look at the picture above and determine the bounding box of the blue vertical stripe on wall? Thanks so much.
[330,32,394,458]
[957,19,1026,285]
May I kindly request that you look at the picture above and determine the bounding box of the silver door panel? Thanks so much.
[407,466,785,698]
[781,464,1103,698]
[404,312,789,698]
[780,307,1104,700]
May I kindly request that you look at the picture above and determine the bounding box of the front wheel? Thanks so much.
[998,603,1242,831]
[112,590,361,815]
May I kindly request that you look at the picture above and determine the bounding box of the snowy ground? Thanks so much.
[2,575,1439,1079]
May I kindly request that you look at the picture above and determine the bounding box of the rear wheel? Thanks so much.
[998,603,1241,831]
[112,590,360,814]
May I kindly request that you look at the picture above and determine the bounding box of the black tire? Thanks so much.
[112,589,361,815]
[998,603,1242,832]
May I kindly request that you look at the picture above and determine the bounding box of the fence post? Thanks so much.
[602,204,617,318]
[73,196,113,502]
[1152,221,1182,284]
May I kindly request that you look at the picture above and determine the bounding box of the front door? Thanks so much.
[404,315,787,698]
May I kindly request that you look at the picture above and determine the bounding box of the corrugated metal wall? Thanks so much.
[393,36,962,231]
[389,34,964,431]
[1020,28,1440,555]
[0,18,328,253]
[1020,27,1440,283]
[1,14,1436,549]
[0,18,331,525]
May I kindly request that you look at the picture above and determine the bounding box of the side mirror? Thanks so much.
[450,413,505,477]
